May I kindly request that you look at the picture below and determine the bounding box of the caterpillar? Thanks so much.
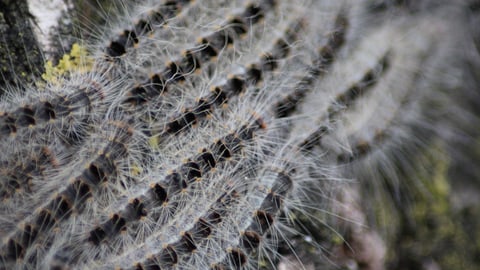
[0,0,479,269]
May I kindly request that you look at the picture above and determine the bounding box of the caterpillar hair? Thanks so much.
[1,0,479,269]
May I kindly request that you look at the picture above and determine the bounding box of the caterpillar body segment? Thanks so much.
[0,0,478,269]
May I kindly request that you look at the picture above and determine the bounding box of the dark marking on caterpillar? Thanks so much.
[157,244,178,266]
[226,17,248,36]
[157,43,280,136]
[106,0,193,58]
[87,155,215,246]
[5,239,23,260]
[0,146,60,200]
[33,209,57,235]
[190,218,212,239]
[227,248,248,269]
[197,150,216,170]
[274,14,348,118]
[150,183,168,204]
[298,126,329,152]
[123,1,273,106]
[240,230,262,252]
[88,227,107,245]
[124,198,147,220]
[174,231,197,254]
[327,52,390,120]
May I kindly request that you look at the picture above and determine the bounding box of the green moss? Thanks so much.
[386,141,480,270]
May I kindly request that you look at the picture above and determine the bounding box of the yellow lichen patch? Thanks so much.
[42,43,93,84]
[131,165,143,177]
[148,135,160,150]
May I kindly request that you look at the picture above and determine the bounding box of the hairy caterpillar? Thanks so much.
[1,0,479,269]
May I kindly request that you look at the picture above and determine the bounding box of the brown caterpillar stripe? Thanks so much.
[4,239,23,261]
[87,117,263,248]
[88,227,107,246]
[240,230,262,252]
[132,189,241,268]
[337,140,373,163]
[0,114,16,136]
[210,168,293,268]
[123,1,277,106]
[173,232,197,254]
[259,19,306,71]
[0,121,135,261]
[0,145,60,200]
[35,209,57,231]
[190,218,213,239]
[106,0,194,57]
[327,52,391,121]
[49,195,74,219]
[335,56,416,164]
[161,19,303,137]
[0,83,103,147]
[274,13,348,118]
[226,248,248,270]
[64,180,92,209]
[143,244,178,269]
[298,125,329,152]
[210,248,248,270]
[297,52,391,154]
[2,192,81,261]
